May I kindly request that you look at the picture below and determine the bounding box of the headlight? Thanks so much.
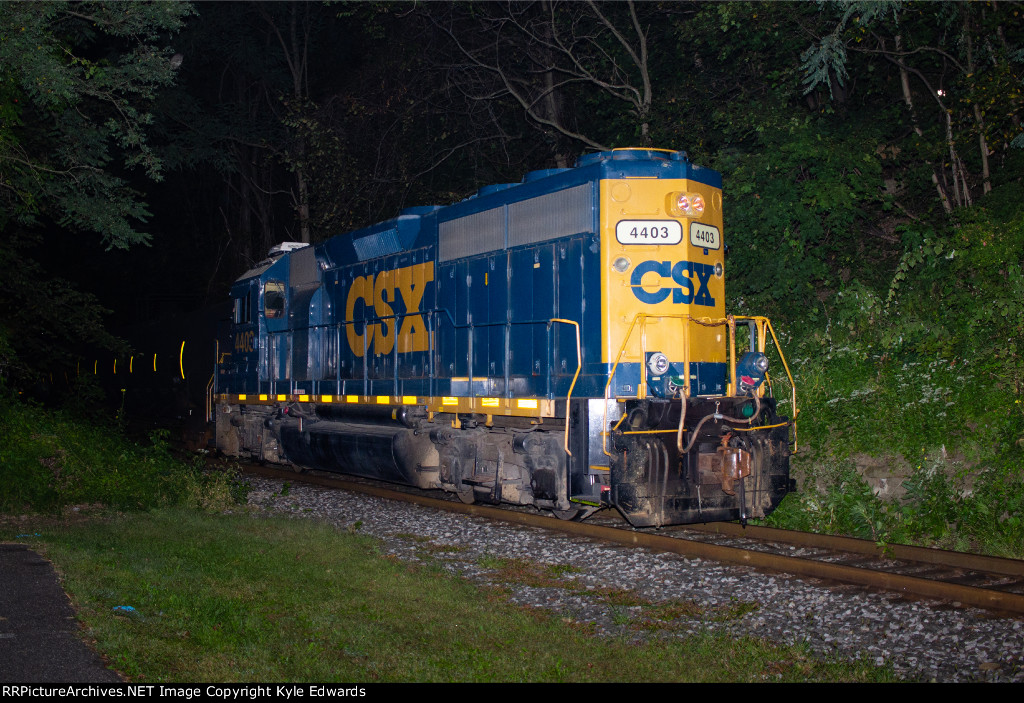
[667,191,707,218]
[612,256,631,273]
[647,352,670,376]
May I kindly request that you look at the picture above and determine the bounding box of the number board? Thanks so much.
[615,220,682,245]
[689,223,721,250]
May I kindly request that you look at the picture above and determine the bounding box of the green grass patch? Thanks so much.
[17,509,894,683]
[0,391,245,513]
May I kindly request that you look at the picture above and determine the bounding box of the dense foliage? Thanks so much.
[0,1,1021,547]
[0,1,192,383]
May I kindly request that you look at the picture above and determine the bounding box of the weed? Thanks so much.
[477,556,584,590]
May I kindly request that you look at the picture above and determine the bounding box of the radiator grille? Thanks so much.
[439,183,594,262]
[508,183,593,247]
[439,208,504,262]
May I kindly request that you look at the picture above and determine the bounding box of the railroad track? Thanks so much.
[236,462,1024,616]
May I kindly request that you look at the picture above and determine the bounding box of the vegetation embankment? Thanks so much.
[0,383,241,514]
[752,179,1024,558]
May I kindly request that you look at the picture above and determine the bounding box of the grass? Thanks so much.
[0,390,245,514]
[10,509,896,683]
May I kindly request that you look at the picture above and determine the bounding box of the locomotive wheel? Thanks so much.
[551,508,582,521]
[292,464,306,474]
[457,488,476,505]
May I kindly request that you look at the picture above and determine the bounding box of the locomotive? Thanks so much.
[214,148,798,526]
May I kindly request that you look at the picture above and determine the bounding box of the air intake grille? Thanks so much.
[508,183,593,247]
[439,183,594,262]
[353,228,401,261]
[439,208,504,262]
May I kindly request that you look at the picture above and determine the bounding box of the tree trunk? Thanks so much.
[895,36,952,214]
[965,27,992,195]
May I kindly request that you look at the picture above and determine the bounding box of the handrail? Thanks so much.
[600,312,798,456]
[734,315,799,451]
[548,319,581,456]
[205,374,215,423]
[268,313,583,400]
[602,312,731,457]
[245,310,798,453]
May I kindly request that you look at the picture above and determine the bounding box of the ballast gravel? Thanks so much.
[243,474,1023,683]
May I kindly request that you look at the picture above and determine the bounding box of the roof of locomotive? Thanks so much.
[318,149,719,268]
[234,148,722,278]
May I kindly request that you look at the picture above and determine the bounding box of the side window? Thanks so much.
[233,293,251,324]
[264,280,286,319]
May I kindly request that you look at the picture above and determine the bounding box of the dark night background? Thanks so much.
[2,0,1022,403]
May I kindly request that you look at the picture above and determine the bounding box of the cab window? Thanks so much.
[233,293,251,324]
[264,280,286,319]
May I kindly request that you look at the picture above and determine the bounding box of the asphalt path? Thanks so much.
[0,543,120,683]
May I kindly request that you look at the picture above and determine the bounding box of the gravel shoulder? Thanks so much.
[245,475,1024,683]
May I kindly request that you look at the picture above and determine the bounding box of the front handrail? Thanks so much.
[601,312,798,456]
[734,315,800,451]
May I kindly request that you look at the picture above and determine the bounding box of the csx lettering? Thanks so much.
[234,330,256,353]
[345,262,434,357]
[630,260,716,307]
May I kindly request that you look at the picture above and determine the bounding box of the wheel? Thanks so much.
[457,488,476,504]
[551,508,582,521]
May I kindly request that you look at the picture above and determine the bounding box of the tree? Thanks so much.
[428,1,662,165]
[0,1,192,385]
[799,1,1024,214]
[0,1,192,248]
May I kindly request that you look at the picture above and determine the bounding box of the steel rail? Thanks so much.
[241,465,1024,615]
[682,521,1024,578]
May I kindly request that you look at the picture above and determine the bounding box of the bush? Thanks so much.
[0,390,245,514]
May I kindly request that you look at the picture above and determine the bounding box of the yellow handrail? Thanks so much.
[734,315,799,451]
[549,319,581,456]
[600,312,799,454]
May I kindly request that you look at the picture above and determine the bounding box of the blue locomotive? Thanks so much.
[214,149,798,526]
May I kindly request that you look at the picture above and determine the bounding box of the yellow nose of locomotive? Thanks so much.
[600,176,727,399]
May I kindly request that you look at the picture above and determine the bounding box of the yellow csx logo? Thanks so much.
[234,330,256,353]
[345,262,434,357]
